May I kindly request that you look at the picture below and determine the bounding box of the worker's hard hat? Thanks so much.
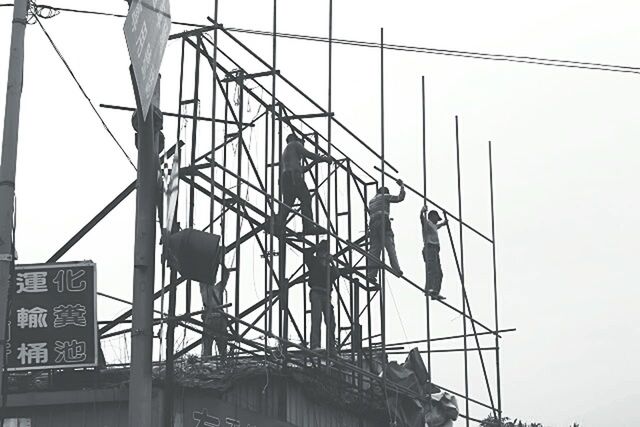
[377,186,389,195]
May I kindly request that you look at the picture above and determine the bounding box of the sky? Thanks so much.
[1,1,640,426]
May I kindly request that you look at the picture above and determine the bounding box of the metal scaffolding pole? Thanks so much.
[210,0,220,229]
[421,75,432,399]
[455,116,470,426]
[379,26,387,368]
[326,0,334,355]
[489,140,503,424]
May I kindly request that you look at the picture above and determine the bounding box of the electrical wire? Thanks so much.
[5,3,640,75]
[31,12,137,170]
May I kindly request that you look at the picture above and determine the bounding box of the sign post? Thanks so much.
[124,1,171,426]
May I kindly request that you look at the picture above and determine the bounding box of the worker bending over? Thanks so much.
[200,266,230,359]
[420,206,447,300]
[366,179,405,281]
[278,133,332,234]
[303,239,340,351]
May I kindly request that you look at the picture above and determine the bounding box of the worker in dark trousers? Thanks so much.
[303,240,340,351]
[420,206,447,300]
[366,179,405,281]
[200,266,230,359]
[278,133,332,234]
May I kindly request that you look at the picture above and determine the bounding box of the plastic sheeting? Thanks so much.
[383,348,431,427]
[425,391,459,427]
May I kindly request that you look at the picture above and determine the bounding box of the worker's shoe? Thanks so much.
[392,269,404,277]
[430,293,445,301]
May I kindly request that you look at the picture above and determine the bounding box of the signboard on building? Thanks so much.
[6,261,98,371]
[184,395,296,427]
[123,0,172,119]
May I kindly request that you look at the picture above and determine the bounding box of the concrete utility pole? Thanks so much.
[128,72,161,427]
[0,0,28,403]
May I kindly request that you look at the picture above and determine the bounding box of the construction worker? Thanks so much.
[420,206,447,300]
[200,266,230,359]
[303,239,340,351]
[277,133,332,234]
[366,180,405,281]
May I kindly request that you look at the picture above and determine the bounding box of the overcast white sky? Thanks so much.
[1,1,640,426]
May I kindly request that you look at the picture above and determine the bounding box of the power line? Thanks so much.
[32,12,137,170]
[221,26,640,75]
[4,3,639,75]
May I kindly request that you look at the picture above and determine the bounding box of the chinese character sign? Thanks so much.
[124,0,171,119]
[7,262,98,371]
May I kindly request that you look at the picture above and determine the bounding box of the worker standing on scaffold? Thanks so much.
[366,179,405,281]
[420,206,447,300]
[303,239,340,352]
[200,265,230,359]
[276,133,332,234]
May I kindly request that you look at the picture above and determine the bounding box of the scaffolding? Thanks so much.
[31,8,506,427]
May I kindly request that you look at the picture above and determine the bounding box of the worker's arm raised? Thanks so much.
[298,141,332,163]
[387,180,406,203]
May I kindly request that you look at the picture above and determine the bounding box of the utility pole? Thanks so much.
[0,0,29,405]
[128,71,162,427]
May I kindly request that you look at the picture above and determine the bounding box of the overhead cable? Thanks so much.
[3,3,638,75]
[32,12,137,170]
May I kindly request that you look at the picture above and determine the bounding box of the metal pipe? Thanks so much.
[489,140,503,424]
[379,27,387,366]
[187,37,202,314]
[209,0,220,234]
[421,75,432,385]
[162,267,178,427]
[455,115,470,426]
[326,0,334,357]
[99,103,243,125]
[234,76,244,342]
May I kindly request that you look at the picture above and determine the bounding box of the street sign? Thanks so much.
[124,0,171,119]
[7,261,98,371]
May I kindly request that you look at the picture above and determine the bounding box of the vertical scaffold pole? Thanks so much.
[187,37,202,314]
[326,0,334,355]
[421,76,432,387]
[379,27,387,367]
[489,140,502,425]
[235,76,245,349]
[0,0,28,406]
[268,0,278,341]
[455,116,470,426]
[163,37,185,427]
[209,0,220,230]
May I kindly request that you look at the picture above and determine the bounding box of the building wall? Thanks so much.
[209,375,387,427]
[4,376,387,427]
[4,387,162,427]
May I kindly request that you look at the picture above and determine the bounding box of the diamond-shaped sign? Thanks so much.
[124,0,171,119]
